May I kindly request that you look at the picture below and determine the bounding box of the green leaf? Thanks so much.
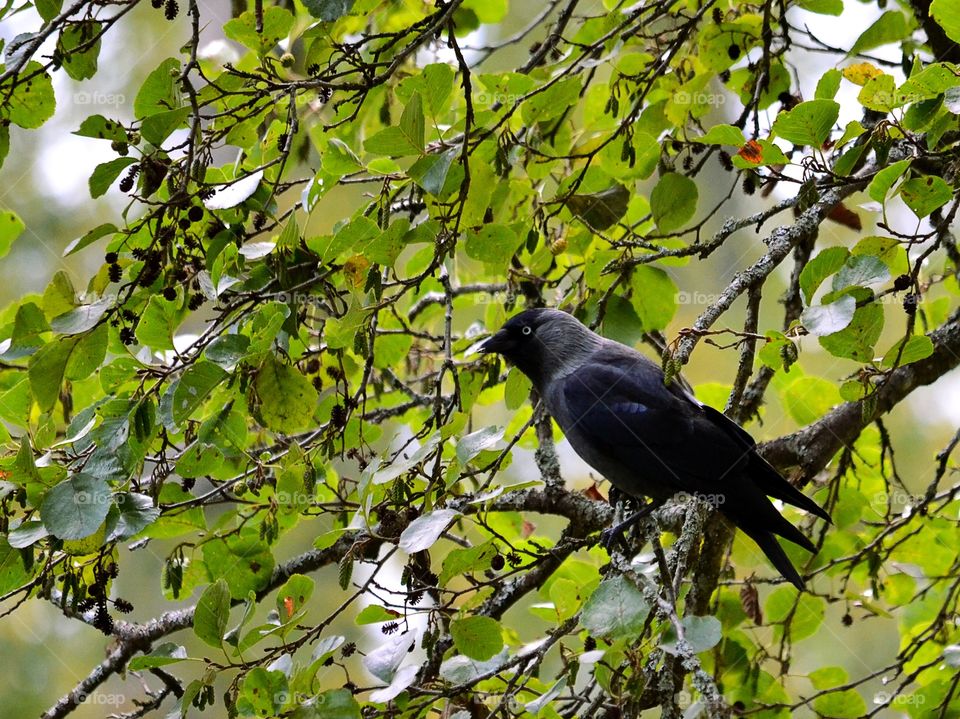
[363,126,422,156]
[819,303,884,361]
[5,62,56,129]
[897,63,960,104]
[849,11,910,55]
[0,210,25,259]
[0,377,34,427]
[63,223,118,256]
[464,224,521,264]
[815,69,843,99]
[135,295,179,351]
[399,91,425,153]
[450,616,504,661]
[456,426,503,464]
[39,473,111,540]
[631,266,677,331]
[128,643,188,671]
[809,666,848,690]
[832,255,890,292]
[29,337,78,411]
[43,270,77,317]
[112,492,160,539]
[309,689,360,719]
[302,0,355,21]
[423,63,455,116]
[0,538,30,595]
[867,158,911,202]
[565,183,631,230]
[398,508,460,553]
[504,367,532,410]
[354,604,401,625]
[797,0,842,15]
[50,297,111,335]
[133,58,181,120]
[35,0,63,21]
[276,574,314,622]
[64,324,108,380]
[801,295,856,336]
[141,107,191,146]
[521,76,581,124]
[73,115,127,142]
[781,375,841,424]
[322,138,362,175]
[650,172,698,232]
[771,99,839,146]
[204,334,250,367]
[408,148,457,196]
[237,669,288,717]
[252,355,317,433]
[812,690,867,718]
[881,335,934,368]
[681,615,722,652]
[194,578,231,648]
[602,296,643,346]
[800,247,849,303]
[7,520,49,548]
[203,536,274,598]
[581,575,650,639]
[439,541,499,586]
[223,7,294,55]
[172,362,228,425]
[57,21,102,81]
[931,0,960,44]
[693,124,745,145]
[89,157,137,199]
[765,586,825,640]
[898,175,953,218]
[0,124,8,170]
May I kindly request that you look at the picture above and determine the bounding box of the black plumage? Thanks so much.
[478,308,830,590]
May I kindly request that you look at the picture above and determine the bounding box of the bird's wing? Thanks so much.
[556,358,749,493]
[698,404,832,522]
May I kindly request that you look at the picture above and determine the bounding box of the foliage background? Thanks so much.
[1,0,960,717]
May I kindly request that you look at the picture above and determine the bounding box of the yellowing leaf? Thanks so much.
[842,62,884,86]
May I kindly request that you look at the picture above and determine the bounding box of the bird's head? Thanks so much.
[478,308,601,387]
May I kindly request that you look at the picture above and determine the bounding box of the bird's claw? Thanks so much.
[599,525,628,553]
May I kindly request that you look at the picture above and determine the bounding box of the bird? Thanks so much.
[477,307,830,590]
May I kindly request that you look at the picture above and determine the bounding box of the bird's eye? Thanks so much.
[521,326,532,336]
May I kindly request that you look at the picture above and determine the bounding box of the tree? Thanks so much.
[1,0,959,716]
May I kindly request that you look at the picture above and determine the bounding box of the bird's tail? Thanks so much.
[740,525,806,591]
[748,453,832,523]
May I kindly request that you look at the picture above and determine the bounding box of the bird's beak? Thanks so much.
[475,329,509,355]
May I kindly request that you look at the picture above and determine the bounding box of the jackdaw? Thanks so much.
[478,308,830,590]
